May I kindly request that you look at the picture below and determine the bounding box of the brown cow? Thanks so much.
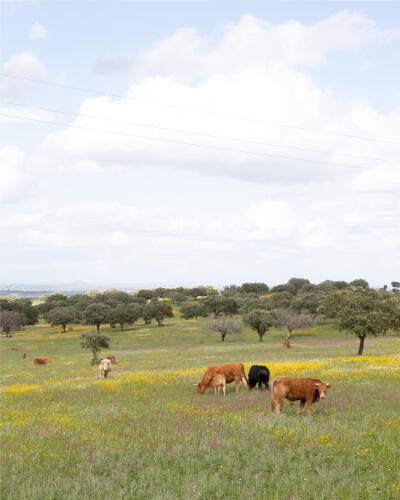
[22,352,26,359]
[106,356,116,364]
[271,377,331,416]
[34,357,50,366]
[197,363,248,394]
[283,338,291,348]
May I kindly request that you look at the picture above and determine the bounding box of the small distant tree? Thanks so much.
[80,331,110,365]
[291,292,321,317]
[101,289,132,307]
[334,281,349,290]
[180,302,207,320]
[203,315,242,342]
[270,283,297,295]
[240,282,269,295]
[108,304,142,330]
[392,281,400,291]
[202,296,238,318]
[143,302,173,326]
[243,309,278,342]
[137,289,155,301]
[108,305,130,331]
[238,297,273,315]
[271,291,293,309]
[46,307,76,332]
[168,291,187,304]
[83,303,110,331]
[189,287,203,299]
[0,311,24,338]
[42,292,69,312]
[349,279,369,289]
[288,278,310,292]
[277,309,315,335]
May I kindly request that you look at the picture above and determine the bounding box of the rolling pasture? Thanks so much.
[1,318,400,499]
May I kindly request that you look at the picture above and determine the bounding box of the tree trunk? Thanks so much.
[5,327,11,338]
[258,332,263,342]
[91,350,98,365]
[120,324,123,331]
[96,324,100,331]
[357,335,366,355]
[62,324,66,333]
[221,332,226,342]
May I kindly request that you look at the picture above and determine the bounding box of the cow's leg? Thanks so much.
[223,384,226,396]
[306,399,313,416]
[298,400,305,416]
[235,378,240,392]
[276,396,283,415]
[241,376,248,389]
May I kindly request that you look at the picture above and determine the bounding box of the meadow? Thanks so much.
[1,316,400,499]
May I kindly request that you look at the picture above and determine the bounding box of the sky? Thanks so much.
[0,1,399,288]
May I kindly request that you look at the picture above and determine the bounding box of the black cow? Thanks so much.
[248,365,270,390]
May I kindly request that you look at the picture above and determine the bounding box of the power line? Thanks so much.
[1,72,399,146]
[2,111,399,173]
[1,99,397,165]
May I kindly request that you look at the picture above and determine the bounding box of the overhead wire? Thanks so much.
[1,99,398,165]
[1,72,399,145]
[2,111,399,173]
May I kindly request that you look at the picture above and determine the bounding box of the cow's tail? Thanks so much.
[270,379,277,412]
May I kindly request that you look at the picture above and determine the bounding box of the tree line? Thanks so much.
[1,278,399,355]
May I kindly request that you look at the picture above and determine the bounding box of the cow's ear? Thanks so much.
[326,384,331,389]
[314,383,320,389]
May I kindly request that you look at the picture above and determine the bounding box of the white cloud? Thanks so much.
[0,146,29,204]
[134,11,398,81]
[29,22,48,40]
[0,53,46,97]
[41,66,400,186]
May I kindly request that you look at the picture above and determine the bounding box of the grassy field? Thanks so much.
[1,316,400,499]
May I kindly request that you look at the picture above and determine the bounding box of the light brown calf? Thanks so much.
[271,377,331,416]
[212,373,226,396]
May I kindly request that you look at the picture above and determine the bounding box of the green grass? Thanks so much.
[1,316,400,499]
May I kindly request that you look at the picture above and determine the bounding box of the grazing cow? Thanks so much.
[197,363,248,394]
[22,352,26,359]
[248,365,270,390]
[212,373,226,396]
[99,358,112,379]
[283,338,291,348]
[271,377,331,416]
[34,357,50,366]
[106,356,116,364]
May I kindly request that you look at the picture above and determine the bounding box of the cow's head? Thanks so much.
[314,382,331,399]
[197,383,207,394]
